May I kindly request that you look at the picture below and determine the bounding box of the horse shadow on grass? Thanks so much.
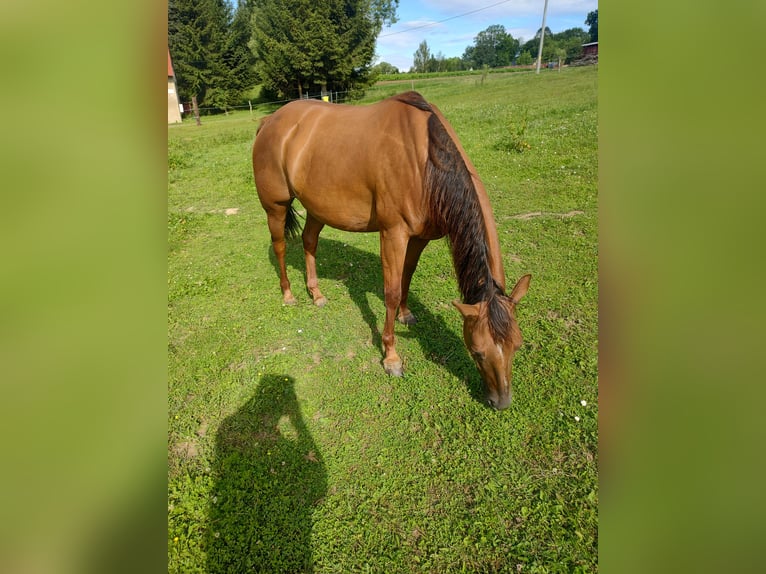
[268,236,488,405]
[206,374,326,573]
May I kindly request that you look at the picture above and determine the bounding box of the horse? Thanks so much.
[252,91,531,410]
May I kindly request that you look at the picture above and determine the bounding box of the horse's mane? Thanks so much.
[392,91,512,342]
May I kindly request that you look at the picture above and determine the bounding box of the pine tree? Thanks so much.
[169,0,256,111]
[220,0,258,107]
[249,0,308,98]
[200,0,235,111]
[169,0,211,104]
[250,0,397,100]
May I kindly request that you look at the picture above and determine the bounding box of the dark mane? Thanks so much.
[394,91,512,342]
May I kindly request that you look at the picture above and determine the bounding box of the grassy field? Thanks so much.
[168,66,598,573]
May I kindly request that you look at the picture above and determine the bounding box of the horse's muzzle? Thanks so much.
[488,395,511,410]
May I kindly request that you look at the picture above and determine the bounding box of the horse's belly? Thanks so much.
[295,188,379,232]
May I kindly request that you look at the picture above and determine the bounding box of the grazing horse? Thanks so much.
[253,91,531,409]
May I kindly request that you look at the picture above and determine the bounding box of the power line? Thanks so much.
[378,0,515,38]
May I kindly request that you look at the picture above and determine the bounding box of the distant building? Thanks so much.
[168,50,182,124]
[582,42,598,57]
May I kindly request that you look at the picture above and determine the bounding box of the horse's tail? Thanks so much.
[284,199,303,240]
[256,114,270,135]
[254,113,302,240]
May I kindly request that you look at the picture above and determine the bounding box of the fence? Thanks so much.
[181,88,359,117]
[178,68,539,117]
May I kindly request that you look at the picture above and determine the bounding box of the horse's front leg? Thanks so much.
[379,229,409,376]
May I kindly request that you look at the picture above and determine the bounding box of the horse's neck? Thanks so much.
[471,175,506,292]
[427,103,506,292]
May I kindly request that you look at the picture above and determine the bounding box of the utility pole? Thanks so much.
[535,0,549,74]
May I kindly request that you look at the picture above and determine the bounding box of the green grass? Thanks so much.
[168,66,598,573]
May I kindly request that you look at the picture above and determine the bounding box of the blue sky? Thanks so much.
[376,0,598,71]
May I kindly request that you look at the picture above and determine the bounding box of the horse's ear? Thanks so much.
[452,300,480,318]
[509,274,532,303]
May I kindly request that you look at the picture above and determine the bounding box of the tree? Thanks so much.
[461,45,475,69]
[521,26,558,65]
[221,1,258,105]
[585,9,598,42]
[468,24,518,69]
[169,0,227,105]
[497,31,519,67]
[413,40,431,73]
[168,0,255,111]
[442,57,465,72]
[534,26,553,41]
[372,61,399,75]
[555,27,590,62]
[251,0,398,99]
[517,50,533,66]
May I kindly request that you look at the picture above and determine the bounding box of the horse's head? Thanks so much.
[452,275,531,410]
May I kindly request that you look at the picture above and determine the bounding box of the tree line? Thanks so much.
[169,0,398,111]
[169,1,596,112]
[402,10,597,75]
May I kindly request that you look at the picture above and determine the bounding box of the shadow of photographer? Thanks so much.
[207,374,326,573]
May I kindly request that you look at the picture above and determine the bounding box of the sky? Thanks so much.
[375,0,598,72]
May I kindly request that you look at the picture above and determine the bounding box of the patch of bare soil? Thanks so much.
[510,210,584,220]
[173,440,199,459]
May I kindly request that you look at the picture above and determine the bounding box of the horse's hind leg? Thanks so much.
[398,237,429,325]
[265,207,297,305]
[302,214,328,307]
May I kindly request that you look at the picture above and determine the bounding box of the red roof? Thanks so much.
[168,49,175,77]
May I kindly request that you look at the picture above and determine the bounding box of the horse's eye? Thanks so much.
[471,350,485,361]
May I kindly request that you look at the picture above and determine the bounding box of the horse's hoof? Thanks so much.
[314,296,328,308]
[283,296,297,306]
[383,360,404,377]
[397,312,417,325]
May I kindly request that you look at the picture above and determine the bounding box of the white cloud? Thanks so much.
[420,0,596,18]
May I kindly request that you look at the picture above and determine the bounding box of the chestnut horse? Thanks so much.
[253,91,531,409]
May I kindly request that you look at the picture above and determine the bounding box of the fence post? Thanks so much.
[191,95,201,126]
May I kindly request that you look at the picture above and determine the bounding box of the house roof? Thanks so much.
[168,49,175,77]
[582,41,598,47]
